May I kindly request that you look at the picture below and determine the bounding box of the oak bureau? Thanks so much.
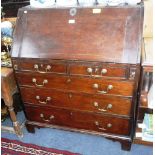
[11,3,144,151]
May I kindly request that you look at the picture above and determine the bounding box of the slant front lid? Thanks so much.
[11,5,143,64]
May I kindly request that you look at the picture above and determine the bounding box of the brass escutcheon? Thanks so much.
[67,78,71,83]
[68,93,73,98]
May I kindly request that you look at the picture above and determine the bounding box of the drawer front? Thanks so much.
[16,72,135,96]
[21,87,132,116]
[69,63,128,78]
[12,59,67,74]
[25,105,131,136]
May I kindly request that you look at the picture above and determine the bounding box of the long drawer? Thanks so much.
[16,72,134,96]
[25,105,131,136]
[21,87,132,116]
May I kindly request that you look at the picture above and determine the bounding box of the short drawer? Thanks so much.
[69,63,128,78]
[12,59,67,74]
[16,72,135,96]
[21,87,132,116]
[25,105,131,136]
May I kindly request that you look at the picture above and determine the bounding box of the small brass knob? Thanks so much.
[50,115,55,119]
[34,64,39,69]
[94,68,99,73]
[93,102,98,107]
[87,68,93,73]
[43,79,48,84]
[32,78,36,82]
[40,113,44,118]
[36,96,40,100]
[93,83,99,89]
[107,123,112,128]
[108,85,113,90]
[46,65,52,70]
[107,104,112,109]
[95,121,99,126]
[47,97,51,101]
[101,69,107,74]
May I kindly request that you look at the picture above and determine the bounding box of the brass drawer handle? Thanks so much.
[93,102,113,112]
[36,96,51,104]
[87,67,98,76]
[101,69,107,75]
[95,121,112,131]
[93,84,113,94]
[87,68,107,76]
[34,64,39,72]
[34,64,52,73]
[40,113,54,122]
[45,65,52,72]
[87,67,93,75]
[32,78,48,87]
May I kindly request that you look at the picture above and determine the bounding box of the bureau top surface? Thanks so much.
[11,5,143,64]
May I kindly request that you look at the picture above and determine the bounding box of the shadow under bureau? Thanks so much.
[11,4,144,151]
